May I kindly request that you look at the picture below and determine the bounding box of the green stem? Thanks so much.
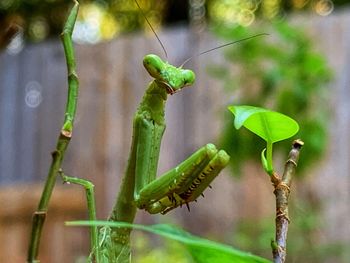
[27,136,69,262]
[59,171,100,262]
[266,141,274,175]
[61,1,79,135]
[27,2,79,262]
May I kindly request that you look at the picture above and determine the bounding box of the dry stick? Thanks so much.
[270,139,304,263]
[27,2,79,262]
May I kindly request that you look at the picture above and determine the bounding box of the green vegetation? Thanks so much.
[210,22,332,175]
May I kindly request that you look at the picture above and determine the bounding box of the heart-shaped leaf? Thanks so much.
[228,105,299,143]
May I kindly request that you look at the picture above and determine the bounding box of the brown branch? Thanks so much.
[271,139,304,263]
[0,23,20,50]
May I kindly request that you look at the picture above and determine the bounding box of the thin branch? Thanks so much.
[271,139,304,263]
[27,1,79,262]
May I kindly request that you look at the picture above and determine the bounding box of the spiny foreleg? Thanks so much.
[135,144,230,214]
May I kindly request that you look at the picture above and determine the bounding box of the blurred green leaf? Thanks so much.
[67,221,271,263]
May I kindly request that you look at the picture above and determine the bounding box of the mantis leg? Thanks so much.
[58,170,100,262]
[135,143,230,214]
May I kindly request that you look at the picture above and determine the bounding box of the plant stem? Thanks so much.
[270,139,303,263]
[27,2,79,262]
[266,141,274,175]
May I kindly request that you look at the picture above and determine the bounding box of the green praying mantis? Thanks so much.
[27,1,266,262]
[97,52,231,260]
[117,52,231,214]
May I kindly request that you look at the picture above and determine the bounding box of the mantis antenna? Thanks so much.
[180,33,269,67]
[134,0,168,60]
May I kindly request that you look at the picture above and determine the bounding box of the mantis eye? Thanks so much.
[143,54,165,79]
[182,69,195,86]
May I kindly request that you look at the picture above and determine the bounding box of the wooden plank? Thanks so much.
[0,52,20,184]
[0,185,86,217]
[0,185,88,262]
[17,44,44,183]
[103,36,129,215]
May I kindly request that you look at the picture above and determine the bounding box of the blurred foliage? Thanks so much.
[133,232,193,263]
[76,232,194,263]
[130,222,271,262]
[0,0,349,45]
[0,0,166,44]
[207,0,342,26]
[209,21,332,176]
[232,198,348,262]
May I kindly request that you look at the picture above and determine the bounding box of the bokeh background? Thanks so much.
[1,0,350,262]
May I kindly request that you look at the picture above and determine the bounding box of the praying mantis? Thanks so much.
[27,1,266,262]
[99,52,231,261]
[96,0,231,260]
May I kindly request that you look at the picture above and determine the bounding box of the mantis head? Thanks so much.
[143,54,195,94]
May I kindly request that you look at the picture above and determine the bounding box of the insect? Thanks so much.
[97,30,231,263]
[112,50,230,214]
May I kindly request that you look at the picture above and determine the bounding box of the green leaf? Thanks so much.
[228,105,299,143]
[66,221,271,263]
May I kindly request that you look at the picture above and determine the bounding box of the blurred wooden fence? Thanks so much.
[1,9,350,262]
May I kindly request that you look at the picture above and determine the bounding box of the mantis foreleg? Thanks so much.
[135,143,230,214]
[58,170,100,262]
